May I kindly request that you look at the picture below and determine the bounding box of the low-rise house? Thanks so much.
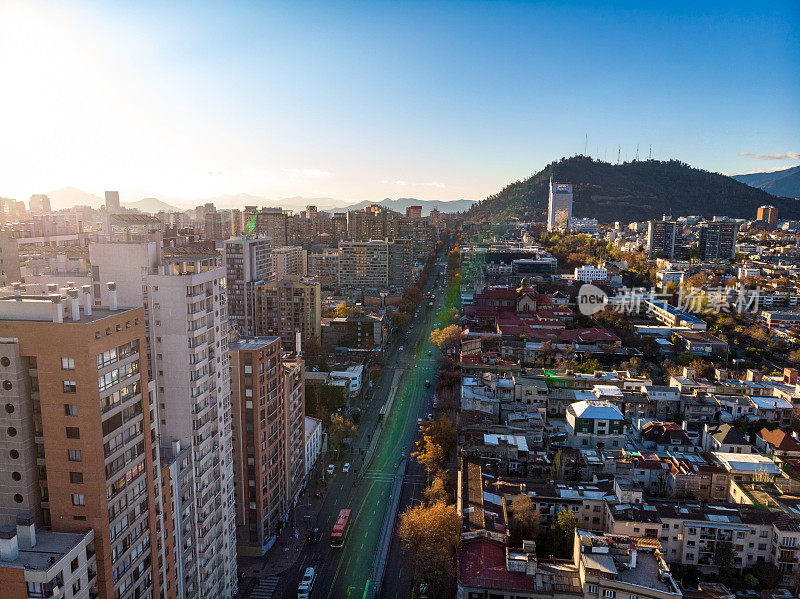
[674,331,729,357]
[755,428,800,459]
[702,423,752,453]
[566,400,626,450]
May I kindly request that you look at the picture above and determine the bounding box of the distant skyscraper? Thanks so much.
[647,218,683,259]
[757,204,777,227]
[406,205,422,219]
[225,237,274,336]
[28,194,51,213]
[104,190,120,213]
[546,177,573,231]
[699,220,739,261]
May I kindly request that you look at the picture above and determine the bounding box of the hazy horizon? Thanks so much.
[1,1,798,203]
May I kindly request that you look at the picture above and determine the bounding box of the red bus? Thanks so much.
[330,509,351,548]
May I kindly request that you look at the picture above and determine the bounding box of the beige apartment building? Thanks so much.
[337,240,389,288]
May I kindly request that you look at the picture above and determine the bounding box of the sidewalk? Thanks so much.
[237,478,328,579]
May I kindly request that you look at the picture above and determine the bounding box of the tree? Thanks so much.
[539,509,578,559]
[751,561,781,589]
[423,476,449,506]
[789,349,800,364]
[424,417,457,459]
[430,325,463,353]
[712,539,735,574]
[328,413,357,450]
[334,301,353,318]
[413,436,446,475]
[510,494,540,543]
[390,311,412,331]
[397,501,460,594]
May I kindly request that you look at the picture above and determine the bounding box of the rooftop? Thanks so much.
[0,294,137,323]
[230,336,281,351]
[0,527,93,572]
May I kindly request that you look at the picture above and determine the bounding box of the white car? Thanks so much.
[297,567,316,599]
[326,464,335,475]
[398,346,404,351]
[342,463,350,473]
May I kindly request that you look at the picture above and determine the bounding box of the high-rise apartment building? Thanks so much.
[104,191,121,213]
[0,230,21,286]
[546,177,573,231]
[252,208,288,246]
[646,219,684,259]
[699,220,739,261]
[228,337,285,555]
[308,249,339,289]
[0,288,160,599]
[225,237,274,336]
[28,194,51,214]
[230,209,243,237]
[272,246,307,278]
[89,241,238,597]
[204,209,231,241]
[389,239,417,288]
[254,276,321,347]
[757,204,777,227]
[337,240,389,288]
[282,357,306,508]
[405,205,422,219]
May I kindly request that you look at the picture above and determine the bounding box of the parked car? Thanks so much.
[327,464,335,475]
[342,463,350,473]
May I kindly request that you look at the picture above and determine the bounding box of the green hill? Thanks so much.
[468,156,800,224]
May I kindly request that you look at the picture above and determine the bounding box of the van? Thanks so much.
[297,567,316,598]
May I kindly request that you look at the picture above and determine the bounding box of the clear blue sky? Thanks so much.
[1,0,798,204]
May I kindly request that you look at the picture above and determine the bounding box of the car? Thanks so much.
[326,464,335,475]
[417,418,423,425]
[427,413,433,419]
[308,527,321,543]
[398,346,404,351]
[424,379,430,387]
[297,567,316,599]
[342,462,350,473]
[419,582,429,599]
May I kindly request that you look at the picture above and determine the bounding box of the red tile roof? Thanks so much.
[459,538,535,591]
[758,428,800,452]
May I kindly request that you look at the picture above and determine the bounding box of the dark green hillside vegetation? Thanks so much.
[469,155,800,224]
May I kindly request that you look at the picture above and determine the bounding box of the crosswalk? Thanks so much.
[361,470,397,483]
[361,470,428,484]
[248,576,279,598]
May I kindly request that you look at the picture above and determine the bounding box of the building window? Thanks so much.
[66,427,80,439]
[602,591,616,598]
[63,380,77,393]
[68,449,82,462]
[72,494,85,506]
[70,472,83,484]
[588,585,599,594]
[64,404,78,416]
[61,357,75,370]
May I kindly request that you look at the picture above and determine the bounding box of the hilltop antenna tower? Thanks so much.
[649,144,652,160]
[635,144,639,161]
[617,146,620,165]
[584,133,588,156]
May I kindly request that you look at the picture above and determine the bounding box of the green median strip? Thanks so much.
[362,580,370,599]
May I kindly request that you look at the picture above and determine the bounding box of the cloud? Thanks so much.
[739,151,800,161]
[394,180,407,186]
[303,168,331,178]
[423,181,446,189]
[282,168,332,179]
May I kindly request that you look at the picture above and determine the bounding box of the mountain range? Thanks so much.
[467,156,800,224]
[43,187,473,215]
[733,165,800,199]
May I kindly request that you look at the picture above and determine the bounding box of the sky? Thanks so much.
[1,0,799,207]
